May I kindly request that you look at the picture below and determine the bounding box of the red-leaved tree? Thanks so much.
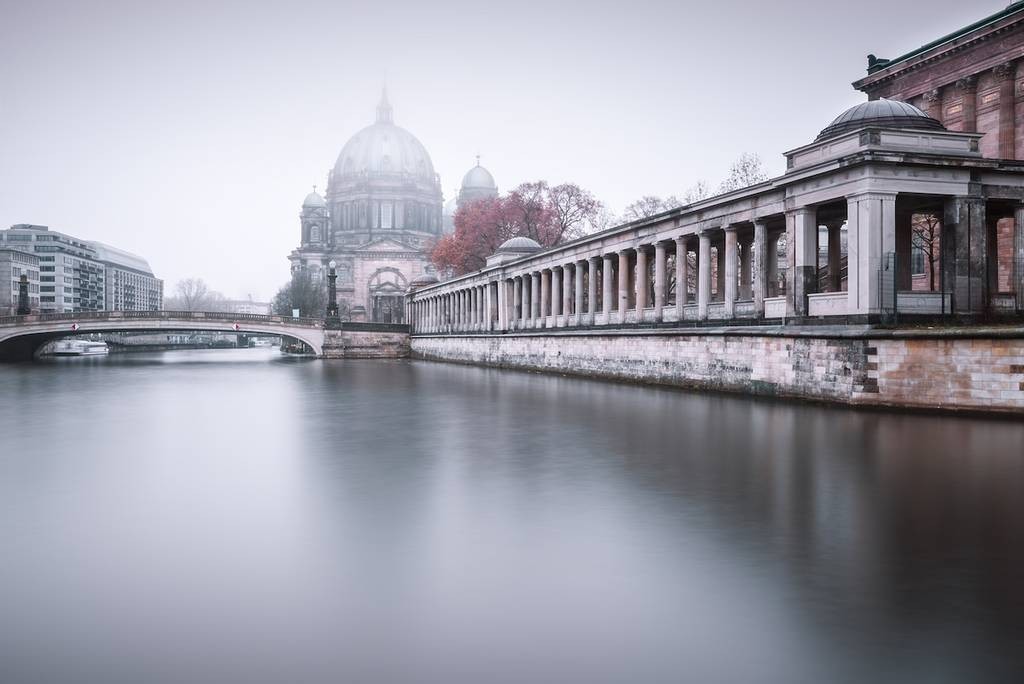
[432,181,603,276]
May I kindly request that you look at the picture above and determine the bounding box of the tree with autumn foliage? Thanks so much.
[432,181,603,276]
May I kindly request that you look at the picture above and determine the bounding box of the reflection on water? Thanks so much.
[0,348,1022,683]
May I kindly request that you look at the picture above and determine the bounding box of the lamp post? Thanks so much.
[16,274,30,315]
[325,260,341,329]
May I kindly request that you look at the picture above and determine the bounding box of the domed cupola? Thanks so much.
[457,156,499,207]
[303,188,326,208]
[324,90,444,237]
[816,98,944,141]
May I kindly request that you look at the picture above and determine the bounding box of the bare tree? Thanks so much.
[717,152,769,194]
[272,269,326,318]
[621,195,680,222]
[547,183,603,242]
[911,214,941,290]
[165,278,222,311]
[683,180,711,204]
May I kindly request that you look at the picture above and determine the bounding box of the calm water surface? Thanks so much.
[1,348,1023,683]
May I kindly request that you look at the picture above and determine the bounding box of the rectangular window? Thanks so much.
[40,266,54,272]
[40,296,55,303]
[381,202,393,229]
[40,286,54,292]
[911,248,926,276]
[41,276,55,282]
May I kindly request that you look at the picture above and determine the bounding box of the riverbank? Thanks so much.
[410,324,1024,415]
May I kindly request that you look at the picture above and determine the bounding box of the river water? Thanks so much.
[0,348,1022,683]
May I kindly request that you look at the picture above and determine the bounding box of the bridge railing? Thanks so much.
[0,310,324,328]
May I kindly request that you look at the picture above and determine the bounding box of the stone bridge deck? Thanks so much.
[0,311,409,361]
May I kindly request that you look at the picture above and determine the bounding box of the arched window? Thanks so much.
[311,225,321,242]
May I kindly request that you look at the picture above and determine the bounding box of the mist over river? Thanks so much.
[1,348,1022,683]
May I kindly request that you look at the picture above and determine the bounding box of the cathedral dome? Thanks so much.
[332,91,437,181]
[461,164,497,191]
[816,99,943,141]
[303,189,326,208]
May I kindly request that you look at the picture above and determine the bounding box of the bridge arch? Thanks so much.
[0,312,326,361]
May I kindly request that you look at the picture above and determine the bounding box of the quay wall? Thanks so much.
[410,329,1024,414]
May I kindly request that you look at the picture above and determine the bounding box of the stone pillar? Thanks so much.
[602,254,614,318]
[1016,205,1024,311]
[956,76,978,133]
[715,239,725,302]
[587,256,599,317]
[497,280,506,330]
[789,207,818,317]
[675,236,688,311]
[635,246,649,313]
[827,220,843,292]
[550,267,561,320]
[618,250,630,323]
[654,241,667,321]
[513,278,522,329]
[724,225,738,318]
[739,236,752,300]
[540,269,551,327]
[698,230,712,320]
[562,264,573,326]
[996,62,1017,159]
[529,272,539,325]
[943,196,988,313]
[575,260,585,324]
[847,192,897,315]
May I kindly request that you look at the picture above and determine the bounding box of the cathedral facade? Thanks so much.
[288,91,497,323]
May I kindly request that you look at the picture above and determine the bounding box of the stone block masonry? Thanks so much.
[410,328,1024,415]
[322,328,410,359]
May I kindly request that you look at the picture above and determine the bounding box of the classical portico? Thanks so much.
[408,101,1024,333]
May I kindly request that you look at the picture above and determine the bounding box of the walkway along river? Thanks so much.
[0,348,1022,682]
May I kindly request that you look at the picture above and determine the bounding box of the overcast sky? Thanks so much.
[0,0,994,299]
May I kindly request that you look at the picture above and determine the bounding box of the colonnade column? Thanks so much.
[790,207,818,317]
[752,218,767,317]
[587,257,599,319]
[618,250,630,324]
[635,246,649,316]
[698,230,712,320]
[602,255,613,320]
[540,270,551,327]
[536,270,544,325]
[741,235,757,298]
[827,220,843,292]
[550,267,561,321]
[562,264,573,326]
[675,237,687,314]
[724,225,738,318]
[574,260,585,324]
[654,241,666,321]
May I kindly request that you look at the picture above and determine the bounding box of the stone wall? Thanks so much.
[322,328,409,359]
[410,330,1024,414]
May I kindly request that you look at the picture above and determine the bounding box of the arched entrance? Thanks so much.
[367,268,408,323]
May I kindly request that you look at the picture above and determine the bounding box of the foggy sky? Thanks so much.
[0,0,991,299]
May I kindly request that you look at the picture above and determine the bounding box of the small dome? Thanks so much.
[410,273,440,287]
[303,190,326,208]
[461,164,497,190]
[817,99,944,141]
[497,236,542,252]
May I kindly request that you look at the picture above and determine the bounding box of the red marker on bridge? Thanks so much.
[71,323,79,331]
[233,323,240,331]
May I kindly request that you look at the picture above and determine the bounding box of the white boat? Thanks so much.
[50,340,109,356]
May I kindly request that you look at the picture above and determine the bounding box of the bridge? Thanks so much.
[0,311,329,361]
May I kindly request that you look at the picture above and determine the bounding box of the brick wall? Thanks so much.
[411,332,1024,414]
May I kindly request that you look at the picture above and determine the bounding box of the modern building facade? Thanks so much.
[289,91,498,323]
[0,249,40,316]
[0,225,162,313]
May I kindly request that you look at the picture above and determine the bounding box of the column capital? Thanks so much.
[845,190,898,202]
[752,216,770,227]
[955,75,978,93]
[786,206,817,218]
[993,61,1016,81]
[723,223,740,233]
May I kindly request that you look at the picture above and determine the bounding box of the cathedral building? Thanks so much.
[289,91,497,323]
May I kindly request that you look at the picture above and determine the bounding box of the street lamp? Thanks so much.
[325,260,341,328]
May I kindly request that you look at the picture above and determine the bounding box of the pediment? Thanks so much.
[357,238,412,252]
